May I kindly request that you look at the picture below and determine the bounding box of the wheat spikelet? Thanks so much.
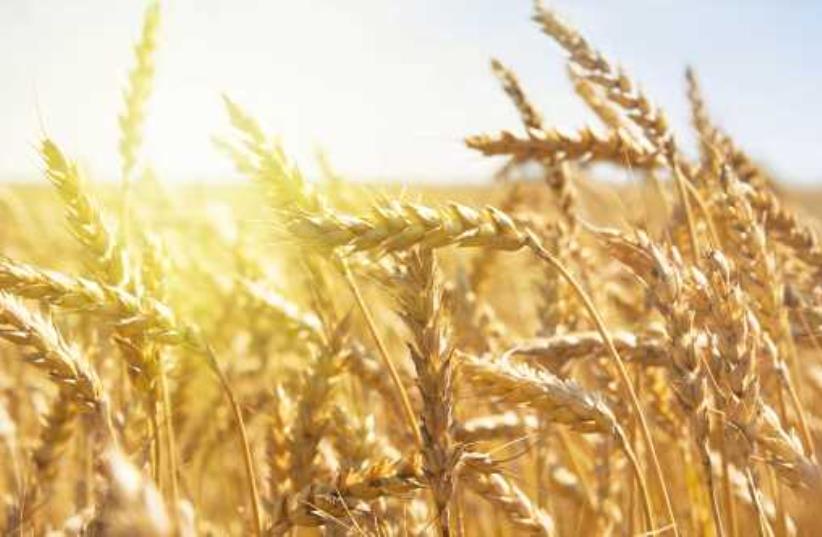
[269,455,425,535]
[0,257,190,345]
[490,58,543,134]
[684,67,724,172]
[287,322,349,491]
[711,171,784,325]
[753,403,820,490]
[288,200,528,254]
[18,394,76,520]
[747,187,822,276]
[533,1,669,149]
[461,354,618,433]
[0,293,102,408]
[0,294,111,528]
[119,2,160,183]
[465,127,658,168]
[455,412,538,444]
[329,408,400,472]
[569,70,630,134]
[684,68,776,192]
[535,164,586,336]
[385,249,461,536]
[462,453,556,536]
[341,342,415,418]
[714,454,797,534]
[507,329,669,368]
[139,231,169,301]
[0,257,108,311]
[220,96,322,213]
[41,139,127,287]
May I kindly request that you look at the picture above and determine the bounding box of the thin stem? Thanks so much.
[203,344,262,537]
[535,418,546,509]
[746,468,774,537]
[556,428,595,510]
[615,425,655,533]
[526,233,678,536]
[779,360,815,461]
[718,416,738,537]
[682,176,721,250]
[700,441,726,537]
[454,489,465,537]
[669,153,701,265]
[779,313,815,460]
[796,304,822,355]
[157,349,181,517]
[149,403,162,487]
[120,181,134,248]
[339,258,423,447]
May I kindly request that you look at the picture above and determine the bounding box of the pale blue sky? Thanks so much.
[1,1,820,184]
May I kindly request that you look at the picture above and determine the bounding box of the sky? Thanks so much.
[1,1,821,185]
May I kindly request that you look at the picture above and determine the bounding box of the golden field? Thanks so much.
[1,2,822,536]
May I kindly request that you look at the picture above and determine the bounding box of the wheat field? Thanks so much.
[1,2,822,536]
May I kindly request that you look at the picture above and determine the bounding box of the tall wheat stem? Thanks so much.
[669,154,701,264]
[718,416,738,537]
[526,233,678,536]
[340,258,423,447]
[157,352,180,518]
[203,344,262,537]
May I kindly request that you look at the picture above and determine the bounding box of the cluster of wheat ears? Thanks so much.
[1,1,821,536]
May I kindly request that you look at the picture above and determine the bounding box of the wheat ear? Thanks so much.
[41,139,127,287]
[386,249,461,536]
[461,354,654,531]
[119,1,160,183]
[462,453,556,536]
